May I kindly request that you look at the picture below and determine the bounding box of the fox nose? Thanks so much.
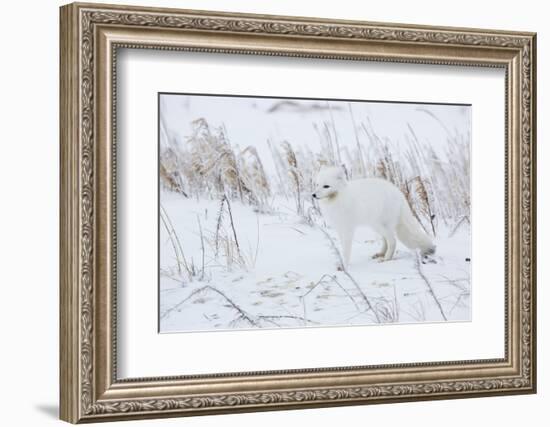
[312,193,317,199]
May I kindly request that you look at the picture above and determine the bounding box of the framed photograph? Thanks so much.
[60,2,537,423]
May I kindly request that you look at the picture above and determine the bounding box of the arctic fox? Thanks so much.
[313,167,435,266]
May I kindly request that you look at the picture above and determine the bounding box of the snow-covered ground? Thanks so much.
[158,94,471,333]
[160,192,471,332]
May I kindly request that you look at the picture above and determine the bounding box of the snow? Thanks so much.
[160,193,470,332]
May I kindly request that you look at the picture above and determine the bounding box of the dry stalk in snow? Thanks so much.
[281,140,303,215]
[449,215,471,237]
[415,253,447,321]
[301,274,362,324]
[162,285,316,329]
[161,285,258,327]
[214,196,226,257]
[225,196,241,255]
[317,226,381,323]
[209,194,252,270]
[372,286,400,323]
[196,214,205,280]
[160,204,194,281]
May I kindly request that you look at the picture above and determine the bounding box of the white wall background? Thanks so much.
[0,0,545,425]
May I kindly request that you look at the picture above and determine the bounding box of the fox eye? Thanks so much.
[323,185,330,189]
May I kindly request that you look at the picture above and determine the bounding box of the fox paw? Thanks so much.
[371,252,384,260]
[421,255,437,264]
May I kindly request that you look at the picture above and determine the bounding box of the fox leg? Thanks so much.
[372,238,388,259]
[377,228,396,261]
[338,228,355,267]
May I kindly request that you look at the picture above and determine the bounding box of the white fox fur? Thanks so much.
[313,167,435,266]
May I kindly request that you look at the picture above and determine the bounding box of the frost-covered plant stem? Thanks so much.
[317,226,381,323]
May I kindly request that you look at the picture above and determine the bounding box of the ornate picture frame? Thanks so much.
[60,2,536,423]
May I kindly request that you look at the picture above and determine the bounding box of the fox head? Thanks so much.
[312,166,347,200]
